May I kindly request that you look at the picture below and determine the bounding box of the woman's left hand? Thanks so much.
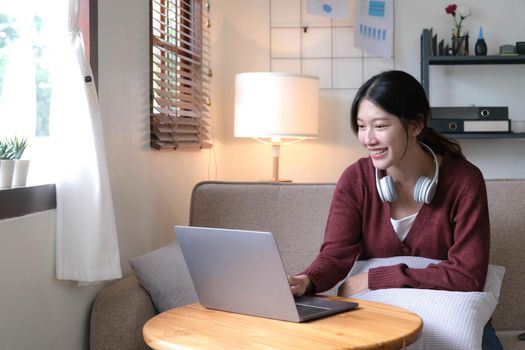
[337,272,369,297]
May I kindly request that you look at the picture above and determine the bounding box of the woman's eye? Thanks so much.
[375,124,388,129]
[357,124,365,129]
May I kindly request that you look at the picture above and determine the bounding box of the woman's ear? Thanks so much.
[409,115,426,136]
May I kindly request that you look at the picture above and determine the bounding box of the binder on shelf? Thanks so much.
[438,39,445,56]
[464,120,510,132]
[431,107,509,120]
[422,28,433,57]
[430,119,510,133]
[432,33,437,57]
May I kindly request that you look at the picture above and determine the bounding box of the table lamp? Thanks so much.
[234,72,319,182]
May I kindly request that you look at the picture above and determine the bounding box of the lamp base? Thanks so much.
[269,179,292,183]
[271,144,292,183]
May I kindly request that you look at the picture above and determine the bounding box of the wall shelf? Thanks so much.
[0,184,56,220]
[420,29,525,139]
[428,55,525,65]
[420,29,525,95]
[444,132,525,139]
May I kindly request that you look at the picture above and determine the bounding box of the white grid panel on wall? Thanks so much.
[269,0,394,90]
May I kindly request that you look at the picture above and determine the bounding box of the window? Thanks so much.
[0,0,94,219]
[150,0,212,150]
[0,3,53,138]
[0,0,94,187]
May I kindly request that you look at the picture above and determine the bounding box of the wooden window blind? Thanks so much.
[150,0,212,150]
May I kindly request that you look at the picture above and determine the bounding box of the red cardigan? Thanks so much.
[303,155,490,293]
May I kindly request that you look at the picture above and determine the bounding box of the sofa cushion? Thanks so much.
[129,241,198,312]
[346,256,505,350]
[485,179,525,330]
[496,330,525,350]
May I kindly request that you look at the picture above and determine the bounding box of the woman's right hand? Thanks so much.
[287,274,312,296]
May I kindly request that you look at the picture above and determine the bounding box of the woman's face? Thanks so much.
[356,99,418,170]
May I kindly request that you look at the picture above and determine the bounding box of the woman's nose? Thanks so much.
[363,128,377,145]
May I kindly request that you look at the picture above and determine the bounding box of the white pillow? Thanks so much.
[346,256,505,350]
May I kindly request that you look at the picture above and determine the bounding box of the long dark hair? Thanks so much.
[350,70,464,158]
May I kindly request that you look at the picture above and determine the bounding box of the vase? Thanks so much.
[12,159,30,187]
[475,38,487,56]
[0,159,16,189]
[452,34,469,56]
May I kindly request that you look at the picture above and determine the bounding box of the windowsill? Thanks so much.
[0,184,56,220]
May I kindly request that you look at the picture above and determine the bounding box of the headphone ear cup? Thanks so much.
[414,142,439,204]
[375,168,386,202]
[414,176,433,204]
[380,176,398,202]
[376,183,386,202]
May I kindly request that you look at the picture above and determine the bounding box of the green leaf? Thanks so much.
[0,140,7,160]
[0,136,28,160]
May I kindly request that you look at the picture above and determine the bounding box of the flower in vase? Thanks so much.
[445,3,470,38]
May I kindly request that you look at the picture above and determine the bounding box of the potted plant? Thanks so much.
[9,136,28,160]
[10,136,29,187]
[0,139,16,188]
[0,136,29,188]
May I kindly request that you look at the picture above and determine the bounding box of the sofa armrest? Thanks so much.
[90,275,157,350]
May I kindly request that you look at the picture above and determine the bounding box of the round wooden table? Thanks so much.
[143,297,422,350]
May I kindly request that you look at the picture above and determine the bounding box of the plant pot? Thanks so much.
[0,159,16,189]
[12,159,30,187]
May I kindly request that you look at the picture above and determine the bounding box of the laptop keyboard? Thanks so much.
[295,303,330,318]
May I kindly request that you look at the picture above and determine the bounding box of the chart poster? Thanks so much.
[306,0,350,20]
[354,0,393,57]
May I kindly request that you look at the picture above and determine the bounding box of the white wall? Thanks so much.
[1,0,524,349]
[213,0,525,182]
[0,212,100,349]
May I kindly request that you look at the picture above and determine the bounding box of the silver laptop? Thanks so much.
[174,225,358,322]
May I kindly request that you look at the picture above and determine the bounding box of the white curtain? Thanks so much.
[50,0,122,283]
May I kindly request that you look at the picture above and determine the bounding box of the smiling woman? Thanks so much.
[292,70,503,349]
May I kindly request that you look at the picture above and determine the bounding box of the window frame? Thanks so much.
[81,0,98,87]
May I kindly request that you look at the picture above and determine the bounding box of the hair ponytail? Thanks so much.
[418,127,464,159]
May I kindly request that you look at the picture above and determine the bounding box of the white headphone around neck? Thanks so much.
[375,142,439,204]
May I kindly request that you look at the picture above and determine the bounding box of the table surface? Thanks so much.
[143,296,423,350]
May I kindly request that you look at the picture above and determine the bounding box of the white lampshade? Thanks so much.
[234,72,319,139]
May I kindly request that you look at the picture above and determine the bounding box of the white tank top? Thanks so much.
[390,212,418,241]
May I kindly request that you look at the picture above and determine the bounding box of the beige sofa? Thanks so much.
[90,180,525,350]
